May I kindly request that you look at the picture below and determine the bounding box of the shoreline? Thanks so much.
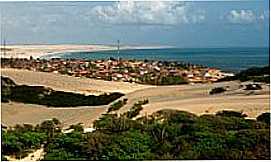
[0,44,174,59]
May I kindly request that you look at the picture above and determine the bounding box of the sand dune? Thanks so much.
[119,81,270,118]
[1,102,107,128]
[1,68,153,95]
[1,69,270,128]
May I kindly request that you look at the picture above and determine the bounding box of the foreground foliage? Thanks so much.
[2,110,270,160]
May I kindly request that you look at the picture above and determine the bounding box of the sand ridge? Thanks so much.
[1,68,153,95]
[1,69,270,128]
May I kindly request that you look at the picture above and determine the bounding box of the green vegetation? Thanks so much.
[1,76,124,107]
[138,74,188,85]
[216,110,247,118]
[218,66,270,83]
[107,98,128,113]
[256,112,270,124]
[1,118,61,159]
[123,99,149,119]
[1,110,270,160]
[209,87,226,95]
[159,75,188,85]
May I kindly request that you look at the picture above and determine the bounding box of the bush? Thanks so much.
[209,87,226,95]
[4,84,124,107]
[216,110,247,118]
[244,84,262,90]
[124,104,143,119]
[107,98,128,113]
[123,100,149,119]
[160,76,188,85]
[257,113,270,124]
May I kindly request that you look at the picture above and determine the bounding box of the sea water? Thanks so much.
[59,47,269,72]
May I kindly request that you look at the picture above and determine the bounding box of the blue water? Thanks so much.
[59,47,269,72]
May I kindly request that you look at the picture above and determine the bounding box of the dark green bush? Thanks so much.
[257,113,270,124]
[209,87,226,95]
[3,85,124,107]
[244,84,262,90]
[216,110,247,118]
[107,98,128,113]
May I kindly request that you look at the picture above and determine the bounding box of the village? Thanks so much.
[1,57,235,85]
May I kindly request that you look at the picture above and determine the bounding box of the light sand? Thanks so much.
[1,68,153,95]
[1,44,116,59]
[1,69,270,128]
[0,44,172,59]
[119,81,270,118]
[1,102,107,128]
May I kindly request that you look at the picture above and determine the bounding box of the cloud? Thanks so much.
[225,10,264,24]
[90,1,205,26]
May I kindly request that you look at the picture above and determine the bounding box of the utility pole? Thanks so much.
[117,40,120,54]
[117,40,120,61]
[3,37,6,57]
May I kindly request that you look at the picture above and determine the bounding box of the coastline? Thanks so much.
[0,44,174,59]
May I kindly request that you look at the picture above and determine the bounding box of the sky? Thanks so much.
[0,0,269,48]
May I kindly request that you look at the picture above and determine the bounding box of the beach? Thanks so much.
[0,44,172,59]
[1,69,269,128]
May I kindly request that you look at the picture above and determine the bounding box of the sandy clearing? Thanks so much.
[1,102,107,128]
[138,95,270,118]
[118,81,270,118]
[1,68,153,95]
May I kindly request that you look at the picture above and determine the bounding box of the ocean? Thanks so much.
[58,47,269,72]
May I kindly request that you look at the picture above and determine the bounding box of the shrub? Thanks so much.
[124,104,143,119]
[160,76,188,85]
[5,84,124,107]
[257,113,270,124]
[107,98,128,113]
[209,87,226,95]
[216,110,247,118]
[244,84,262,90]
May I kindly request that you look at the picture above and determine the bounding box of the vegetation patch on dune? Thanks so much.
[209,87,227,95]
[107,98,128,113]
[1,76,124,107]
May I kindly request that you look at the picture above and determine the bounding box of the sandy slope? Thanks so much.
[1,69,270,128]
[119,81,270,118]
[1,68,153,95]
[1,102,107,128]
